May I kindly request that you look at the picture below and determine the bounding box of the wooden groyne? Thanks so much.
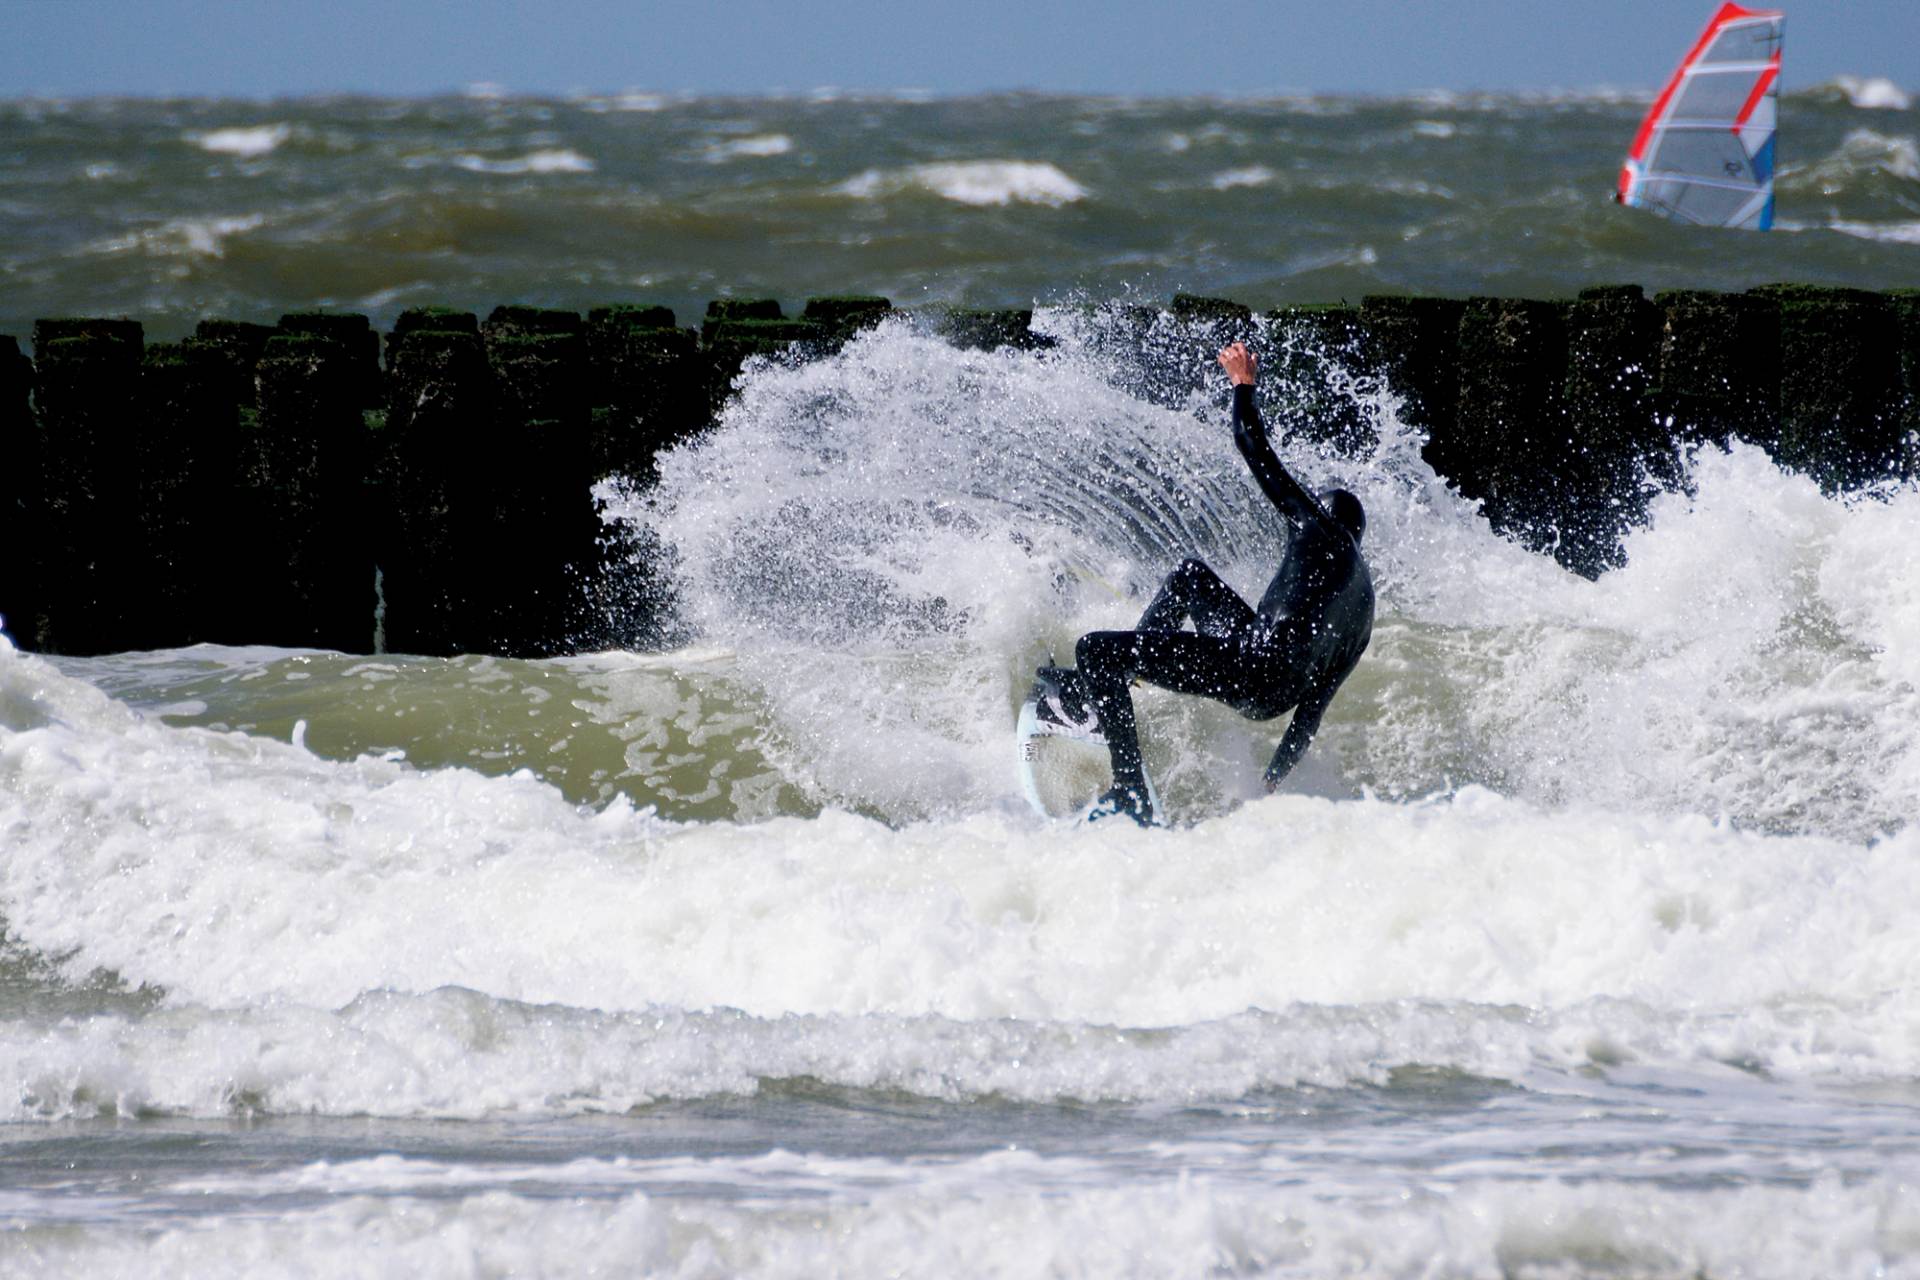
[2,285,1915,658]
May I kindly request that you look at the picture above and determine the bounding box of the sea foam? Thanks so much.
[3,1159,1917,1280]
[1829,75,1914,111]
[620,319,1920,840]
[705,134,794,162]
[191,124,291,158]
[836,160,1087,206]
[6,620,1920,1062]
[453,148,596,175]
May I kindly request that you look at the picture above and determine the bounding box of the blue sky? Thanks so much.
[2,0,1915,97]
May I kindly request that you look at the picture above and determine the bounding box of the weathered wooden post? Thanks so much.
[1653,289,1780,453]
[1454,297,1581,566]
[801,295,893,350]
[0,337,36,647]
[1560,285,1664,570]
[1263,303,1370,454]
[705,311,825,420]
[1892,289,1920,474]
[278,312,383,409]
[701,299,793,419]
[378,322,493,656]
[191,319,275,412]
[481,307,595,656]
[590,311,701,485]
[1756,285,1904,490]
[133,340,242,648]
[243,333,374,652]
[937,307,1051,351]
[29,319,144,654]
[586,304,674,410]
[581,310,704,648]
[1359,295,1467,480]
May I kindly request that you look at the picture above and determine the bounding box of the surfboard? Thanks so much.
[1015,690,1163,825]
[1618,3,1783,231]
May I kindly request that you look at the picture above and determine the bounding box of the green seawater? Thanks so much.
[2,89,1916,342]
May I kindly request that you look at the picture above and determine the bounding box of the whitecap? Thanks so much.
[1413,120,1457,139]
[98,213,266,259]
[1830,75,1913,111]
[705,134,793,163]
[453,148,596,175]
[1209,165,1274,191]
[191,124,290,158]
[1826,220,1920,244]
[835,160,1086,207]
[1807,129,1920,185]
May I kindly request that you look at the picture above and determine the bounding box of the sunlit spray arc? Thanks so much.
[598,309,1464,821]
[596,308,1920,840]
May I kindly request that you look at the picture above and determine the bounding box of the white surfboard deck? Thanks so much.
[1015,695,1163,825]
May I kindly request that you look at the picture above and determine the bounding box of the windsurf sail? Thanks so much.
[1618,3,1784,230]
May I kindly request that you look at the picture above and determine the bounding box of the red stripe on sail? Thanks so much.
[1627,3,1781,163]
[1734,56,1782,132]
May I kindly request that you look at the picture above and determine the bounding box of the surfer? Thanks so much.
[1034,342,1374,825]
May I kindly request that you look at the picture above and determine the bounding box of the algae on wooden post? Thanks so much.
[1359,295,1467,478]
[277,312,383,410]
[1754,285,1904,490]
[704,317,826,418]
[586,304,677,407]
[387,307,480,371]
[700,297,783,345]
[191,319,276,412]
[1653,289,1779,451]
[483,306,584,342]
[1560,285,1663,570]
[1454,296,1589,569]
[801,296,893,350]
[937,308,1050,351]
[594,325,701,483]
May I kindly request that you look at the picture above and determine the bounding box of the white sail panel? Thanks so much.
[1618,3,1783,231]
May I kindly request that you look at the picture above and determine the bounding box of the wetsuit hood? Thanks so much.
[1318,488,1365,544]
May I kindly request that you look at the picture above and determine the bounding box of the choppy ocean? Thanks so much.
[2,82,1920,336]
[5,86,1920,1277]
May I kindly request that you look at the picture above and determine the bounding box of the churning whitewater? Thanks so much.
[5,316,1920,1276]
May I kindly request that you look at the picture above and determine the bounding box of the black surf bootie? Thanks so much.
[1030,663,1104,742]
[1086,783,1154,828]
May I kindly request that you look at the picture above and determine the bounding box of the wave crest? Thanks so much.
[836,160,1086,206]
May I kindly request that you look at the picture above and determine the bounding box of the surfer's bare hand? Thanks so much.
[1218,343,1257,386]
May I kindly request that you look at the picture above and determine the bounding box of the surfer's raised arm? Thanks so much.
[1218,342,1329,535]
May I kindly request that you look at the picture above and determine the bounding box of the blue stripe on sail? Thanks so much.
[1759,194,1775,231]
[1749,133,1777,187]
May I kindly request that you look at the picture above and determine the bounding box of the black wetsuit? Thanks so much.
[1073,382,1374,803]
